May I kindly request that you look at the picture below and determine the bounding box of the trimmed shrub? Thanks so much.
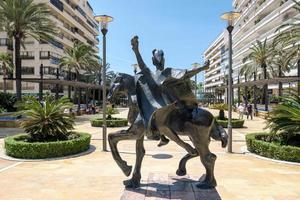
[246,132,300,163]
[5,132,91,159]
[0,120,20,128]
[216,118,245,128]
[90,118,128,127]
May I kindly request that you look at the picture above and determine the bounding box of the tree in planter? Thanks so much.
[0,0,56,100]
[0,53,13,93]
[212,103,227,120]
[106,105,119,119]
[244,39,273,111]
[59,42,99,114]
[266,89,300,146]
[18,95,75,142]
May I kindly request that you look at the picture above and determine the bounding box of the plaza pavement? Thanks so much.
[0,108,299,200]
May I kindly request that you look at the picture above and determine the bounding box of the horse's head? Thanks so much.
[108,73,135,102]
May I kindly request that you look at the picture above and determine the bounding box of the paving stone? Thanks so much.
[171,191,195,200]
[145,190,170,200]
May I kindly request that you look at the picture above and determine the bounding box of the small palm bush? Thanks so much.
[106,105,119,119]
[19,96,75,142]
[266,90,300,144]
[210,103,227,120]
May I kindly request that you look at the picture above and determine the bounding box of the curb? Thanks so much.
[241,145,300,166]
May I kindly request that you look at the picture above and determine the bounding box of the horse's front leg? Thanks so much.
[108,121,144,176]
[123,136,145,188]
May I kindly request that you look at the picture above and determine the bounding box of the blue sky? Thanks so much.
[89,0,232,81]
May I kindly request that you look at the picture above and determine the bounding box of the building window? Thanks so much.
[21,67,35,75]
[40,51,50,59]
[20,51,34,59]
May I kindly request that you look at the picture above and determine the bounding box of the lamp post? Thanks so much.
[221,11,240,153]
[192,63,201,97]
[95,14,113,151]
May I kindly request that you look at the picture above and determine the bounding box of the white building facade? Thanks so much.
[0,0,99,95]
[203,0,299,101]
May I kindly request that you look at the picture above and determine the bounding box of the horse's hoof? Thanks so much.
[188,148,198,156]
[122,165,132,177]
[123,179,140,189]
[176,168,187,176]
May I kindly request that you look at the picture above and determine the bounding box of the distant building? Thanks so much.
[0,0,99,95]
[203,0,299,102]
[203,31,228,102]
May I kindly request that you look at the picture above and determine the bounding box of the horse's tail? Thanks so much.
[210,119,228,148]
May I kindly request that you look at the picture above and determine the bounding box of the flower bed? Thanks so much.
[246,132,300,163]
[216,118,245,128]
[90,118,128,127]
[5,132,91,159]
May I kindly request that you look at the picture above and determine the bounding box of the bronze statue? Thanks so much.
[107,36,227,189]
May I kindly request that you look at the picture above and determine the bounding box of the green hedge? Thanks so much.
[216,118,245,128]
[246,132,300,163]
[0,120,20,128]
[90,118,128,127]
[4,132,91,159]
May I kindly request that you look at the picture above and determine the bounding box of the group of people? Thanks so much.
[237,103,254,120]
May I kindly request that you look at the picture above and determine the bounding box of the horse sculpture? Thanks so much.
[108,71,228,189]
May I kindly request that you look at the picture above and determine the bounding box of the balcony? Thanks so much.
[50,0,64,12]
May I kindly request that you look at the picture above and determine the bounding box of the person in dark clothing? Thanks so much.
[247,104,253,120]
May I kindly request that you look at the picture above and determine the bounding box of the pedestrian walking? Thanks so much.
[247,104,253,120]
[238,104,244,119]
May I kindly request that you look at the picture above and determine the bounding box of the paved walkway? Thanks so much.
[0,108,299,200]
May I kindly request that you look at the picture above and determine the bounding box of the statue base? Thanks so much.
[120,172,221,200]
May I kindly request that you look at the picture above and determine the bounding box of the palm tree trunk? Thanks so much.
[3,66,7,94]
[237,76,240,106]
[253,72,257,113]
[298,59,300,96]
[278,65,282,97]
[244,75,248,107]
[15,36,22,100]
[86,88,89,111]
[262,63,268,111]
[76,71,80,114]
[68,69,71,99]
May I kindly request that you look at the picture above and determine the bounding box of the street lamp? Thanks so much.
[191,63,201,97]
[221,11,240,153]
[95,14,113,151]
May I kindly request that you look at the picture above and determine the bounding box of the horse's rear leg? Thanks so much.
[190,126,217,189]
[176,153,198,176]
[123,136,145,188]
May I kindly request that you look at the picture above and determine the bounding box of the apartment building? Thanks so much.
[203,0,299,100]
[203,31,228,101]
[232,0,298,91]
[0,0,99,95]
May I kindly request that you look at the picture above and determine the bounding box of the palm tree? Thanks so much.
[239,63,259,110]
[0,53,13,93]
[266,89,300,145]
[270,42,296,96]
[244,39,273,111]
[59,42,99,113]
[0,0,56,100]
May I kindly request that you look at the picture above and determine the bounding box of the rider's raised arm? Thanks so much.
[183,60,210,79]
[131,36,147,70]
